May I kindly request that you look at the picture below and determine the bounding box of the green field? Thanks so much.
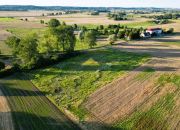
[122,21,156,28]
[0,17,16,22]
[28,48,149,120]
[160,41,180,46]
[7,28,45,37]
[114,74,180,130]
[0,74,80,130]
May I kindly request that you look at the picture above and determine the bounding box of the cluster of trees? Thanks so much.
[152,19,169,24]
[90,11,99,15]
[107,12,127,21]
[20,18,28,21]
[154,13,180,20]
[143,13,180,20]
[45,12,63,16]
[95,24,142,40]
[5,19,98,70]
[5,19,76,69]
[44,11,80,16]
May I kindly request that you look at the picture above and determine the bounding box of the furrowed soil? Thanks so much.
[85,22,180,129]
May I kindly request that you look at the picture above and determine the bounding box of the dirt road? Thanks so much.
[85,33,180,125]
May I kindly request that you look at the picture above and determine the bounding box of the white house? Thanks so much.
[146,28,162,35]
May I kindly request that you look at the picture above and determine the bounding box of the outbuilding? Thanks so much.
[146,28,162,35]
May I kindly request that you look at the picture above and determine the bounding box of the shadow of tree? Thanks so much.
[0,112,81,130]
[0,75,48,96]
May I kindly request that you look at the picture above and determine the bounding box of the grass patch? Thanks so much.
[160,41,180,46]
[0,74,80,130]
[134,68,155,81]
[122,21,156,28]
[28,48,149,120]
[7,28,46,37]
[0,41,12,55]
[79,21,156,29]
[114,74,180,130]
[0,17,16,22]
[158,74,180,88]
[75,39,109,50]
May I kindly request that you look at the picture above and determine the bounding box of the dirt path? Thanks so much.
[0,89,14,130]
[85,33,180,125]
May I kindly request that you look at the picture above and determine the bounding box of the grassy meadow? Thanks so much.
[0,17,17,22]
[28,48,149,120]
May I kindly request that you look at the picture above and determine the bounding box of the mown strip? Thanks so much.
[0,74,81,130]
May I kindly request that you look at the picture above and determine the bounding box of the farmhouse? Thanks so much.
[146,28,163,35]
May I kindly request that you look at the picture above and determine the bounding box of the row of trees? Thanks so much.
[143,13,180,20]
[154,13,180,20]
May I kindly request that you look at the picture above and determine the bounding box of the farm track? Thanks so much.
[85,32,180,126]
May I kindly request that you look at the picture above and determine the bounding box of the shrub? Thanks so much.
[108,34,117,45]
[48,19,60,27]
[166,28,174,34]
[40,20,44,24]
[118,30,126,39]
[0,61,5,70]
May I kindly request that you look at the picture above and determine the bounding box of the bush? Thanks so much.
[118,30,126,39]
[84,30,97,48]
[40,20,44,24]
[99,25,104,30]
[48,19,60,27]
[0,61,5,70]
[166,28,174,34]
[108,34,117,45]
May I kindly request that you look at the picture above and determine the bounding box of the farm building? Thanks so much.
[146,28,163,35]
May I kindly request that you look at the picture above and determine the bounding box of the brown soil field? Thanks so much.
[0,11,148,25]
[31,16,147,25]
[0,11,60,17]
[85,22,180,127]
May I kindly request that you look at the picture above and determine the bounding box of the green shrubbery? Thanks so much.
[107,12,127,21]
[5,19,77,70]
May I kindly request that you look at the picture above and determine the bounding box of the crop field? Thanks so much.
[114,73,180,130]
[28,48,149,120]
[122,21,156,28]
[38,15,147,25]
[0,11,150,25]
[0,9,180,130]
[0,74,81,130]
